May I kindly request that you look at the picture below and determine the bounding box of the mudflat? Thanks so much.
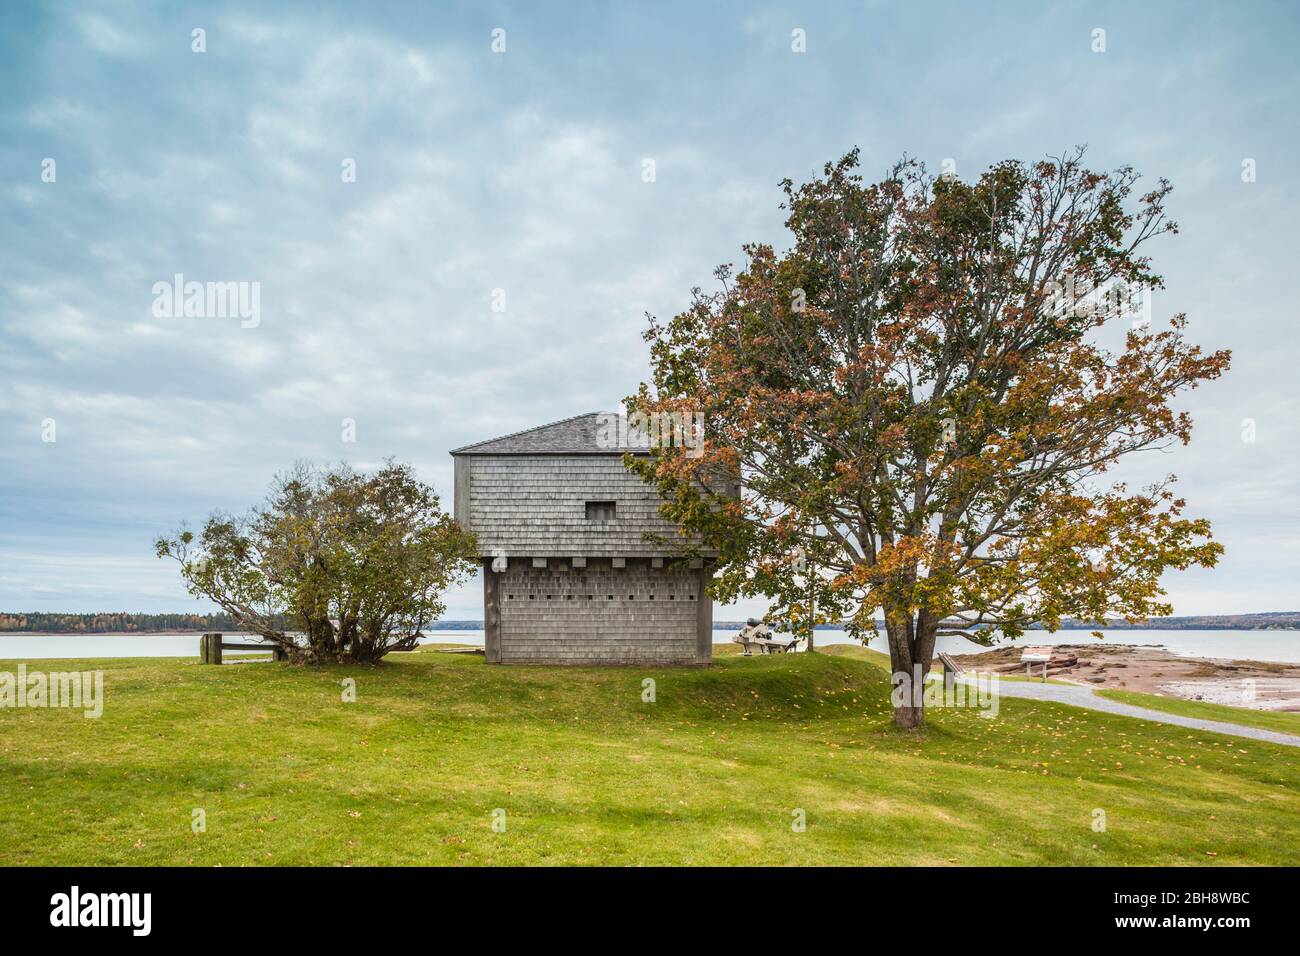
[948,643,1300,712]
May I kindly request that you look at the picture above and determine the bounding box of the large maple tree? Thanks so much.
[632,148,1230,728]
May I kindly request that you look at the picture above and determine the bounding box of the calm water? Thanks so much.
[419,627,1300,664]
[1,628,1298,663]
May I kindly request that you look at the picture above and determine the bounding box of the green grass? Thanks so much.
[1097,688,1300,736]
[1,648,1297,865]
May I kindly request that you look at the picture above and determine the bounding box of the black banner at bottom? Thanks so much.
[0,866,1283,941]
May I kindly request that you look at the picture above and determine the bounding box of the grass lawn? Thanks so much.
[1096,688,1300,736]
[1,646,1297,865]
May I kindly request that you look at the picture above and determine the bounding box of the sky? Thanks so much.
[1,0,1297,621]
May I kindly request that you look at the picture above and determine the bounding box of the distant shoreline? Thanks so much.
[5,626,1300,665]
[6,623,1300,637]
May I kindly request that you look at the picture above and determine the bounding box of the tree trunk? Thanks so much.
[893,701,925,729]
[913,608,939,683]
[884,606,933,730]
[806,561,816,653]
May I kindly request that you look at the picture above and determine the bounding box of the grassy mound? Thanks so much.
[1,649,1297,865]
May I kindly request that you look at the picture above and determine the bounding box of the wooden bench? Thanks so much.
[1020,645,1052,680]
[199,632,287,664]
[937,651,964,690]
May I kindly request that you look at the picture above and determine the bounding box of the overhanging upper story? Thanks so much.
[450,412,715,561]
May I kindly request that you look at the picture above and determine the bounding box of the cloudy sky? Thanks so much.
[1,0,1297,621]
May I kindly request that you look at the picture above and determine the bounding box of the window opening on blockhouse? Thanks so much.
[585,500,616,521]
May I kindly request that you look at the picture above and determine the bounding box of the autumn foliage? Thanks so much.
[633,148,1230,728]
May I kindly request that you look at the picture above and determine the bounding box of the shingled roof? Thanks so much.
[450,412,652,456]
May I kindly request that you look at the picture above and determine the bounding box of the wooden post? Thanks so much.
[200,632,224,664]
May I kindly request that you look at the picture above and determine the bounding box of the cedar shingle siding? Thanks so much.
[497,560,700,663]
[452,413,714,665]
[462,455,691,557]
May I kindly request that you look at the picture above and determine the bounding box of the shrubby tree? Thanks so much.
[156,460,477,664]
[632,148,1230,728]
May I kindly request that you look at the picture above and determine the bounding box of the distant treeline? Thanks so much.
[4,610,1298,634]
[0,612,284,634]
[1042,611,1300,631]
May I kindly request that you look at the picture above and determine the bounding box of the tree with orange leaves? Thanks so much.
[631,147,1231,729]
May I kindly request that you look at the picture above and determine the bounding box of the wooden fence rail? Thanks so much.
[199,632,287,664]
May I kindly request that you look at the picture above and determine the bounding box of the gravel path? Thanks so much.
[971,678,1300,748]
